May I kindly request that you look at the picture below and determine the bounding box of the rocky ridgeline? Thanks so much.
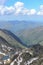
[0,44,43,65]
[10,44,43,65]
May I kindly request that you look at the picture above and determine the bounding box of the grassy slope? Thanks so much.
[17,26,43,46]
[0,29,26,49]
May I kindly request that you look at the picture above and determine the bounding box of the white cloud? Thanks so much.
[0,2,37,16]
[40,5,43,10]
[37,11,43,15]
[14,2,36,15]
[37,11,40,15]
[22,8,30,15]
[0,1,43,16]
[0,6,15,15]
[4,6,15,15]
[14,2,24,15]
[14,2,24,9]
[30,9,36,15]
[37,5,43,15]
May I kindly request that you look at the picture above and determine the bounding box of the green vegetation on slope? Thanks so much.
[17,26,43,46]
[0,29,26,50]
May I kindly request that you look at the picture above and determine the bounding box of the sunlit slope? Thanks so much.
[0,29,26,49]
[17,26,43,46]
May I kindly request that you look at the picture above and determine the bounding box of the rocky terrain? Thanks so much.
[0,29,43,65]
[10,44,43,65]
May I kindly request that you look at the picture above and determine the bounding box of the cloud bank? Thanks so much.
[0,1,43,16]
[37,5,43,15]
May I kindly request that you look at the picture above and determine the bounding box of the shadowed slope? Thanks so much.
[0,29,26,50]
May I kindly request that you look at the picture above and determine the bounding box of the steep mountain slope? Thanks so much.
[17,26,43,46]
[0,29,26,51]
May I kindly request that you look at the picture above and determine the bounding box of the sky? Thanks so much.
[0,0,43,21]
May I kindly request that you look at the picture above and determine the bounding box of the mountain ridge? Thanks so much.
[0,29,27,51]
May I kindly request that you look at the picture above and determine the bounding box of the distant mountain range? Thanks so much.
[0,21,43,34]
[0,21,43,47]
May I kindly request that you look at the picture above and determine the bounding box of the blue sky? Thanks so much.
[0,0,43,21]
[6,0,43,8]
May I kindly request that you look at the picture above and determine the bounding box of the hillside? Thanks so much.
[0,29,26,52]
[17,26,43,46]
